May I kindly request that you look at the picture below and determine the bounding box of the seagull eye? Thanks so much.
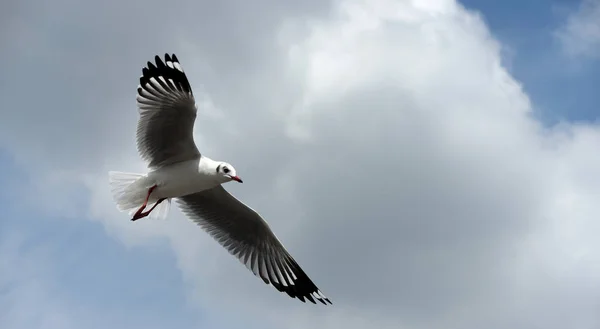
[223,167,230,174]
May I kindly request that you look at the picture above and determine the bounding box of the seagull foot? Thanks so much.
[131,197,166,221]
[131,185,158,221]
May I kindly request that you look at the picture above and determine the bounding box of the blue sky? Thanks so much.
[0,151,204,329]
[463,0,600,124]
[2,0,600,328]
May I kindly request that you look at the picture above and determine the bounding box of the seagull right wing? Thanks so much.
[177,186,332,305]
[136,54,201,169]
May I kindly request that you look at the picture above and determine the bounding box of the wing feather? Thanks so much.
[177,186,332,305]
[135,54,201,169]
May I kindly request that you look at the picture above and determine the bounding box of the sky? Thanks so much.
[1,0,600,328]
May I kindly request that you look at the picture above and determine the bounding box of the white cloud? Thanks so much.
[3,0,600,328]
[556,0,600,58]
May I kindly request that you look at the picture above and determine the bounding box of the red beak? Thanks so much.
[231,176,243,183]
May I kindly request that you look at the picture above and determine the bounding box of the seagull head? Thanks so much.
[216,162,243,183]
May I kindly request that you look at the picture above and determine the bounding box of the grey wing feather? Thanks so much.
[176,186,332,305]
[136,54,201,169]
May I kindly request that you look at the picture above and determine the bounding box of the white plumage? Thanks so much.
[108,54,331,305]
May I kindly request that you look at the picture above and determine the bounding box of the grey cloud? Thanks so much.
[0,0,331,171]
[3,0,600,329]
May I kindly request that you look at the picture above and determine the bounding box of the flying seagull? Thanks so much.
[108,53,331,305]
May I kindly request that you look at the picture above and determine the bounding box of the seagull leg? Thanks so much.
[131,185,157,221]
[133,198,166,220]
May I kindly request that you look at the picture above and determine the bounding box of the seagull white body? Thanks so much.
[148,159,213,200]
[107,53,331,305]
[112,158,224,210]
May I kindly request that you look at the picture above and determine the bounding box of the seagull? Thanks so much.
[108,53,331,305]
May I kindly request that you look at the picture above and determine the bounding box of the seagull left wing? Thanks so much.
[136,54,200,169]
[176,186,332,305]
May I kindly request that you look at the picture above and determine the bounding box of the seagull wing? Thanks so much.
[176,186,332,305]
[136,54,201,169]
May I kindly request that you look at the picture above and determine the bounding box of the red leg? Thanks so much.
[131,185,157,221]
[144,198,166,215]
[131,198,166,221]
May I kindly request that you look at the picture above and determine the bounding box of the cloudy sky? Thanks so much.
[2,0,600,328]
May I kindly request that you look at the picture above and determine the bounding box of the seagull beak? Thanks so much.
[230,176,243,183]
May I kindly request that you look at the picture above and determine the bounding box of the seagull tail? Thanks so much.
[108,171,148,212]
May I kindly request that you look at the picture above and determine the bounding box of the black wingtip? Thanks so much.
[138,53,192,94]
[155,55,165,68]
[279,256,332,305]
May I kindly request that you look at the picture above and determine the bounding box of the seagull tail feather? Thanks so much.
[108,171,148,212]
